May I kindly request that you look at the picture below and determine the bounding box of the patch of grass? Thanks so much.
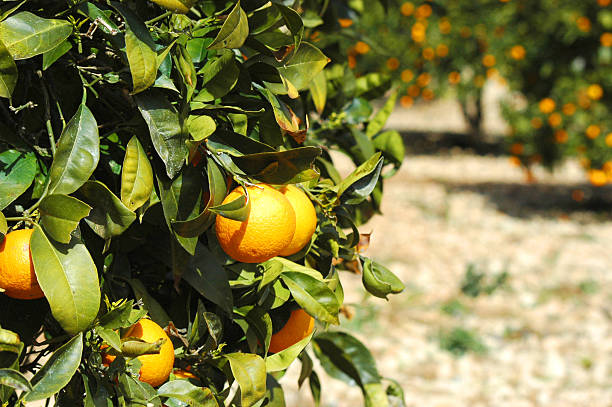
[578,279,599,294]
[438,327,487,356]
[538,279,600,302]
[460,263,508,298]
[440,298,469,316]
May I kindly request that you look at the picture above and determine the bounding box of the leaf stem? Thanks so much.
[37,70,56,157]
[145,11,172,25]
[4,216,34,222]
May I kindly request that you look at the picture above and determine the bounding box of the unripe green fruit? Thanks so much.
[149,0,195,14]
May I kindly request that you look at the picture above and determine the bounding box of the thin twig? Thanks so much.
[37,70,56,156]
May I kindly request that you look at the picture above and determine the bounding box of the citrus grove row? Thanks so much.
[342,0,612,185]
[0,0,405,406]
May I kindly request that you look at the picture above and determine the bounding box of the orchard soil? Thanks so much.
[284,93,612,406]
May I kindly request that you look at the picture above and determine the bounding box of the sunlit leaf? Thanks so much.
[208,1,249,50]
[0,12,72,60]
[0,150,36,210]
[48,103,100,196]
[39,194,91,244]
[225,353,266,407]
[30,228,100,334]
[0,39,17,98]
[121,136,153,211]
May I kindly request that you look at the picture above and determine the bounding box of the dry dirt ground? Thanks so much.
[283,104,612,405]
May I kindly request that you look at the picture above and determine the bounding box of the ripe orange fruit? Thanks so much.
[538,98,556,114]
[510,45,526,60]
[104,319,174,387]
[587,84,603,100]
[215,184,296,263]
[269,309,314,354]
[278,185,317,257]
[589,169,607,187]
[0,229,44,300]
[149,0,194,13]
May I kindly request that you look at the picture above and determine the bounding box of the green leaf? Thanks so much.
[157,381,218,406]
[364,382,389,407]
[265,331,313,372]
[309,70,327,114]
[136,89,187,179]
[208,1,249,50]
[121,136,153,211]
[42,39,71,71]
[0,369,31,392]
[336,153,383,204]
[96,326,121,352]
[30,228,100,334]
[0,150,36,210]
[125,28,157,94]
[0,12,72,60]
[39,194,92,244]
[0,212,6,242]
[24,333,83,402]
[48,103,100,196]
[366,90,397,138]
[186,114,216,141]
[225,353,266,407]
[117,374,161,407]
[267,43,329,96]
[183,243,233,315]
[312,331,384,392]
[274,4,303,50]
[156,167,203,254]
[232,147,321,185]
[98,300,137,330]
[373,130,405,168]
[0,39,17,98]
[362,258,404,299]
[207,130,275,157]
[78,181,137,240]
[208,193,250,222]
[280,272,339,324]
[263,374,286,407]
[195,49,239,102]
[171,156,226,238]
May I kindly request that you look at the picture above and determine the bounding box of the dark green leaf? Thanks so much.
[280,272,339,324]
[233,147,321,184]
[117,374,161,407]
[42,39,71,71]
[208,1,249,50]
[337,153,383,204]
[225,353,266,407]
[98,300,136,330]
[208,193,249,222]
[30,228,100,334]
[183,243,233,315]
[0,12,72,60]
[207,130,275,157]
[121,136,153,211]
[96,327,121,352]
[48,103,100,196]
[39,194,92,244]
[362,258,404,299]
[136,90,187,179]
[24,333,83,402]
[195,49,239,102]
[264,374,286,407]
[0,39,17,98]
[158,381,218,406]
[0,150,36,210]
[156,167,202,254]
[274,4,303,50]
[312,331,384,397]
[0,212,6,242]
[78,181,137,240]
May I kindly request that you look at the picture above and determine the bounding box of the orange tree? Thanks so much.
[0,0,405,406]
[497,0,612,185]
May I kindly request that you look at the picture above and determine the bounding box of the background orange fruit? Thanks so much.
[0,229,44,300]
[104,319,174,387]
[278,185,317,256]
[215,184,296,263]
[269,309,315,353]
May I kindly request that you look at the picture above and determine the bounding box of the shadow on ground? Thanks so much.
[438,179,612,222]
[401,131,506,156]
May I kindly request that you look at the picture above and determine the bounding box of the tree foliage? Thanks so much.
[0,0,405,406]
